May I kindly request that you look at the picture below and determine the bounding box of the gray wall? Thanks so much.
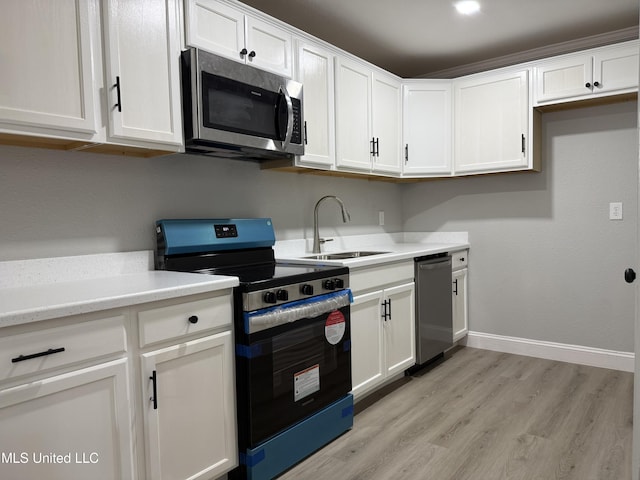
[403,100,638,352]
[1,101,636,353]
[0,146,402,261]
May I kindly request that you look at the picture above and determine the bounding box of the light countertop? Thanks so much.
[0,252,238,328]
[275,232,469,268]
[1,232,469,328]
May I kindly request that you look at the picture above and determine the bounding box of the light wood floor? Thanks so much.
[279,347,633,480]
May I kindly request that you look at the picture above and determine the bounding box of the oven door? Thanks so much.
[236,290,352,448]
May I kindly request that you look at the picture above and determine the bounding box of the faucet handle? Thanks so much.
[319,238,334,244]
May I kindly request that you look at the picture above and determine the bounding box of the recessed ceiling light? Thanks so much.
[455,0,481,15]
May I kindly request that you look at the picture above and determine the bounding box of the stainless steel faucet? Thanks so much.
[312,195,351,253]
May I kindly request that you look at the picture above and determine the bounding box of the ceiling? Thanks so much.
[240,0,639,78]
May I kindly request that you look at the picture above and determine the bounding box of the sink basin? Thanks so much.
[303,251,390,260]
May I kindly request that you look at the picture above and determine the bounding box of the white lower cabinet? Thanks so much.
[0,290,237,480]
[141,331,237,480]
[0,313,135,480]
[134,291,237,480]
[451,250,469,341]
[350,262,415,401]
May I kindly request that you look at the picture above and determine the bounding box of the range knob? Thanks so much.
[323,279,336,290]
[263,291,277,304]
[334,278,345,289]
[300,284,314,296]
[276,289,289,301]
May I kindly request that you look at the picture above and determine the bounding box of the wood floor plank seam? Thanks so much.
[278,347,633,480]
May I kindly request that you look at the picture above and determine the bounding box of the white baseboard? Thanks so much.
[461,331,634,372]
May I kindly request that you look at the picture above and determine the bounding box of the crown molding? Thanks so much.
[421,26,639,79]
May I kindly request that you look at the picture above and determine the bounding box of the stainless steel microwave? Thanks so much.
[181,48,304,160]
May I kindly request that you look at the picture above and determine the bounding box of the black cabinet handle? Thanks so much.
[304,121,308,145]
[521,134,525,154]
[240,48,248,56]
[453,278,459,296]
[375,138,380,157]
[114,76,122,112]
[593,81,600,88]
[405,144,409,163]
[188,315,199,324]
[625,268,636,284]
[248,50,256,58]
[585,82,592,88]
[150,370,158,410]
[370,137,376,156]
[11,347,65,363]
[381,299,392,321]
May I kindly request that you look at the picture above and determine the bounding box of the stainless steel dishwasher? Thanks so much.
[415,253,453,365]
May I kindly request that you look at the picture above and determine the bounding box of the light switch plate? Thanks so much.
[609,202,623,220]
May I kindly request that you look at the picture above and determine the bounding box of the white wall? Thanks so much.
[403,100,638,352]
[0,146,403,261]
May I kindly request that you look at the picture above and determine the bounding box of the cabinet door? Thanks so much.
[0,0,97,135]
[350,291,384,399]
[534,54,592,103]
[335,57,372,171]
[402,82,452,176]
[185,0,246,62]
[371,73,402,174]
[0,359,135,479]
[295,40,335,168]
[454,69,529,174]
[103,0,182,146]
[141,331,237,480]
[245,16,293,77]
[384,282,416,376]
[452,268,468,341]
[594,43,639,95]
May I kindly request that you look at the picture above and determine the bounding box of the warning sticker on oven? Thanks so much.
[294,364,320,402]
[325,310,346,345]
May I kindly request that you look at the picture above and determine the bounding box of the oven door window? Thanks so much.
[240,305,351,447]
[201,72,282,140]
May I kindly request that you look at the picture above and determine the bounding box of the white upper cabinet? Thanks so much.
[534,40,639,105]
[402,81,452,176]
[335,56,373,171]
[103,0,183,147]
[335,56,402,174]
[454,68,532,175]
[371,73,402,174]
[0,0,98,138]
[185,0,292,77]
[294,39,336,168]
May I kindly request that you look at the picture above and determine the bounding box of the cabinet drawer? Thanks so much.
[452,250,468,270]
[137,293,232,347]
[350,262,414,294]
[0,314,127,383]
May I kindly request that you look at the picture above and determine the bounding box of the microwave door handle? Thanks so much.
[279,86,294,148]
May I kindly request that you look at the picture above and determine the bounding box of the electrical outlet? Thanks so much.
[609,202,623,220]
[378,211,385,226]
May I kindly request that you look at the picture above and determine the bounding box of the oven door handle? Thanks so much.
[246,290,352,334]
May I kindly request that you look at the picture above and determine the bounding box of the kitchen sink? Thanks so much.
[303,251,390,260]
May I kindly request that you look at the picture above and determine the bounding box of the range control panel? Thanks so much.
[214,224,238,238]
[243,273,350,311]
